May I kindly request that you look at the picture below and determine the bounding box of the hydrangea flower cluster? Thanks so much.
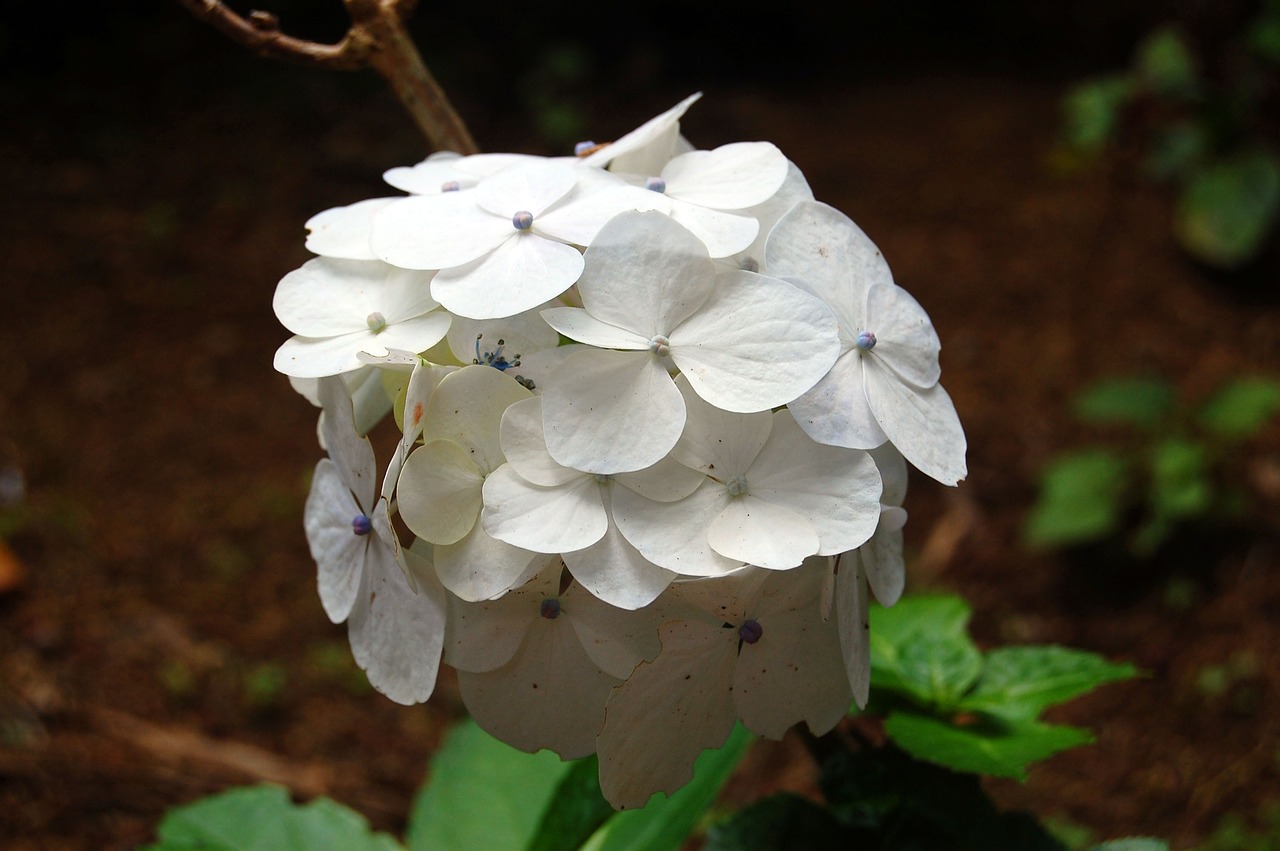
[279,94,966,808]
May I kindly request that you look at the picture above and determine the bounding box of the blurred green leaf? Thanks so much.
[883,711,1093,780]
[1249,10,1280,63]
[1198,377,1280,440]
[1087,840,1170,851]
[144,785,402,851]
[1073,377,1175,428]
[956,646,1137,721]
[527,756,613,851]
[1144,122,1209,181]
[1148,437,1212,519]
[869,596,982,711]
[1024,450,1130,548]
[584,723,754,851]
[407,720,572,851]
[1062,75,1135,153]
[1135,27,1199,96]
[1176,153,1280,268]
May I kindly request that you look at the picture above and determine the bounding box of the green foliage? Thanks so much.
[1088,841,1171,851]
[1061,11,1280,268]
[1201,803,1280,850]
[1026,374,1280,555]
[142,785,402,851]
[866,596,1137,780]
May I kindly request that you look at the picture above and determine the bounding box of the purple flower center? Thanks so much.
[540,598,561,619]
[352,514,373,536]
[739,619,763,645]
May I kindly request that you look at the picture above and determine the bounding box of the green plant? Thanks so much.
[144,593,1150,851]
[1061,5,1280,268]
[1025,375,1280,555]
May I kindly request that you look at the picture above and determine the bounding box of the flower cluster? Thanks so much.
[279,95,966,808]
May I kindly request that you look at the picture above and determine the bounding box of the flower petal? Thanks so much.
[707,496,818,569]
[542,348,685,474]
[864,361,967,486]
[476,160,577,218]
[662,142,789,210]
[422,365,533,475]
[317,376,376,509]
[397,439,483,545]
[612,480,742,577]
[304,459,365,624]
[835,556,871,708]
[580,93,702,170]
[540,307,649,351]
[786,350,888,450]
[431,234,585,320]
[866,283,942,389]
[563,510,676,610]
[667,201,759,258]
[435,525,545,602]
[371,192,510,270]
[305,198,394,260]
[481,464,608,553]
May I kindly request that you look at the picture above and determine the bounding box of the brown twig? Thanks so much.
[176,0,479,154]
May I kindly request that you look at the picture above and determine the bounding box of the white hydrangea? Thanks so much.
[275,95,966,808]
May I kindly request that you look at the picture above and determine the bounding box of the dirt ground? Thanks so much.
[2,4,1279,849]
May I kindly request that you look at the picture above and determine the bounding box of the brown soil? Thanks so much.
[2,6,1279,850]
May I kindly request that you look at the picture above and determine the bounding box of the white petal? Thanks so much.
[563,511,676,610]
[421,365,533,475]
[871,443,909,507]
[836,556,871,708]
[671,378,772,477]
[305,198,395,260]
[540,307,649,351]
[662,142,789,210]
[431,234,584,320]
[275,332,384,379]
[667,201,760,258]
[707,496,818,569]
[736,161,815,268]
[274,257,424,338]
[764,200,892,336]
[866,283,941,389]
[612,480,742,577]
[574,211,715,338]
[446,301,561,366]
[542,349,685,475]
[534,184,659,247]
[347,539,446,705]
[563,581,663,676]
[581,93,702,170]
[397,440,483,545]
[317,376,376,509]
[748,412,883,555]
[304,459,365,624]
[596,618,737,810]
[459,617,618,760]
[382,152,467,194]
[475,160,577,218]
[444,576,539,673]
[481,465,608,553]
[435,525,545,602]
[612,453,705,503]
[671,270,839,413]
[864,362,967,486]
[497,396,578,487]
[371,193,510,270]
[787,350,888,450]
[860,521,905,608]
[735,581,852,737]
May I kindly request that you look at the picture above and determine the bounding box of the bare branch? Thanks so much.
[175,0,368,70]
[176,0,479,153]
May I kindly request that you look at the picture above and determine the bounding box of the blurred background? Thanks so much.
[1,1,1278,848]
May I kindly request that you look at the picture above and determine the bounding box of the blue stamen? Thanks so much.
[474,334,521,371]
[856,330,877,351]
[512,210,534,230]
[352,514,373,536]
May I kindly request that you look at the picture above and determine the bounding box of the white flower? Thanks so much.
[596,561,850,809]
[480,396,699,608]
[611,379,883,574]
[579,93,702,174]
[765,200,967,485]
[272,257,450,379]
[303,377,444,704]
[395,365,544,601]
[540,211,841,474]
[370,160,641,320]
[448,560,662,759]
[615,141,790,258]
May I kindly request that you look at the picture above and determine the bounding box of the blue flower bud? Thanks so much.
[352,514,373,536]
[512,210,534,230]
[540,597,561,619]
[440,180,461,192]
[739,619,763,644]
[574,141,597,157]
[855,330,877,351]
[644,176,667,193]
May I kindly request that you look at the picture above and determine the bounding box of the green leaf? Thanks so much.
[1135,27,1199,96]
[1087,840,1170,851]
[704,794,853,851]
[584,723,754,851]
[956,646,1137,721]
[1198,377,1280,440]
[144,785,403,851]
[527,756,613,851]
[407,720,573,851]
[1073,377,1175,428]
[1148,437,1212,520]
[868,596,982,711]
[1176,153,1280,268]
[1024,450,1130,548]
[1062,75,1135,153]
[1143,122,1209,182]
[883,711,1093,780]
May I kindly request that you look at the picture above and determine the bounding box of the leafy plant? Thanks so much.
[865,595,1137,779]
[1061,5,1280,268]
[1025,375,1280,555]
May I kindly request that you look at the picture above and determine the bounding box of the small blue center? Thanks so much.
[855,330,877,351]
[644,176,667,193]
[540,598,561,619]
[738,619,763,645]
[512,210,534,230]
[352,514,373,536]
[474,334,520,371]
